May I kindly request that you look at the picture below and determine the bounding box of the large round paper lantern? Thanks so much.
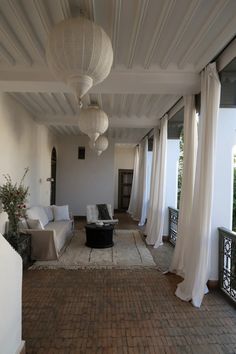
[78,106,109,144]
[46,17,113,104]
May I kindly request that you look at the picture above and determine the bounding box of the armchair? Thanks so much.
[86,204,118,225]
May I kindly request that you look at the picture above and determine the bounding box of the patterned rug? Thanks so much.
[30,229,156,269]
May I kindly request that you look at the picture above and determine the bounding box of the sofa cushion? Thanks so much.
[27,219,44,230]
[45,220,72,251]
[27,206,49,227]
[52,205,70,221]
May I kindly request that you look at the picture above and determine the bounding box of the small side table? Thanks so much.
[85,224,114,248]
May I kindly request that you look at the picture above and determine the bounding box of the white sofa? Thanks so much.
[22,205,73,261]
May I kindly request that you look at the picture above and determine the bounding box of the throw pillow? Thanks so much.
[52,205,70,221]
[97,204,111,220]
[44,206,54,221]
[27,219,44,230]
[26,206,49,227]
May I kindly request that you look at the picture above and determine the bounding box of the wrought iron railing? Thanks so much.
[168,207,179,246]
[219,227,236,304]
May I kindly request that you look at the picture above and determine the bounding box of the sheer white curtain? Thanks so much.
[169,95,198,277]
[175,63,221,307]
[146,116,168,248]
[128,145,139,216]
[139,137,150,226]
[132,140,145,221]
[145,128,159,237]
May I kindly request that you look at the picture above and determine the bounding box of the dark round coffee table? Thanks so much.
[85,224,114,248]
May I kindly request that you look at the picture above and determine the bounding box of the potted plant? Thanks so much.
[0,168,29,250]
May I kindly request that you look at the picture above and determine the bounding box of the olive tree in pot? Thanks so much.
[0,168,29,251]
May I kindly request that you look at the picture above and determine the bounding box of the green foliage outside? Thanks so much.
[177,130,184,209]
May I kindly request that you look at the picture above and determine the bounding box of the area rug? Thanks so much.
[30,229,156,269]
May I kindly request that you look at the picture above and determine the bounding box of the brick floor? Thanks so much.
[23,269,236,354]
[22,213,236,353]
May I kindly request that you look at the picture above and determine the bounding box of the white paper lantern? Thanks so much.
[46,17,113,103]
[78,106,109,144]
[94,135,109,155]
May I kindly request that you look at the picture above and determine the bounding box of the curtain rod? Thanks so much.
[160,96,183,121]
[138,127,154,145]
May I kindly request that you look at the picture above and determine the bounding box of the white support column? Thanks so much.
[163,139,180,236]
[210,108,236,280]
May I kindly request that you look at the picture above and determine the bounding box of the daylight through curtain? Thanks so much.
[139,137,151,226]
[169,95,198,277]
[127,145,139,216]
[146,116,168,248]
[175,63,221,307]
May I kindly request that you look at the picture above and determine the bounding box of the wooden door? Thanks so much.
[118,169,133,211]
[50,147,57,205]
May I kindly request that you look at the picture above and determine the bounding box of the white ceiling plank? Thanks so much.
[97,93,103,109]
[64,93,76,114]
[119,94,128,115]
[7,0,45,62]
[26,93,47,113]
[144,0,176,69]
[51,93,67,114]
[0,12,33,65]
[38,93,56,114]
[139,94,154,117]
[9,93,36,116]
[195,14,236,72]
[127,0,150,68]
[59,93,75,114]
[160,0,202,69]
[32,0,52,34]
[0,43,15,65]
[178,0,230,69]
[112,0,122,67]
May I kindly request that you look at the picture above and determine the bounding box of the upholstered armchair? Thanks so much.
[86,204,118,224]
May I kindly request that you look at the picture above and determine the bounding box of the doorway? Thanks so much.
[50,147,57,205]
[118,169,133,211]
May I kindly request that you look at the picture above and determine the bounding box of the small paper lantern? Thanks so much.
[78,106,109,144]
[94,135,109,155]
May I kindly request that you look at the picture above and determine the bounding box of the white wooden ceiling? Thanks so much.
[1,0,236,142]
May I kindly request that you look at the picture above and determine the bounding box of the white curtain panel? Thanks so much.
[169,95,198,277]
[127,145,140,216]
[175,63,221,307]
[132,139,146,221]
[146,116,168,248]
[145,128,159,237]
[139,137,149,226]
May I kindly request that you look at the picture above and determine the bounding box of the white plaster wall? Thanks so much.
[56,135,115,215]
[163,139,180,236]
[210,108,236,280]
[0,233,23,354]
[0,93,57,233]
[114,145,135,209]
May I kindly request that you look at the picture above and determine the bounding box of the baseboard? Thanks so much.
[17,340,25,354]
[207,280,219,289]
